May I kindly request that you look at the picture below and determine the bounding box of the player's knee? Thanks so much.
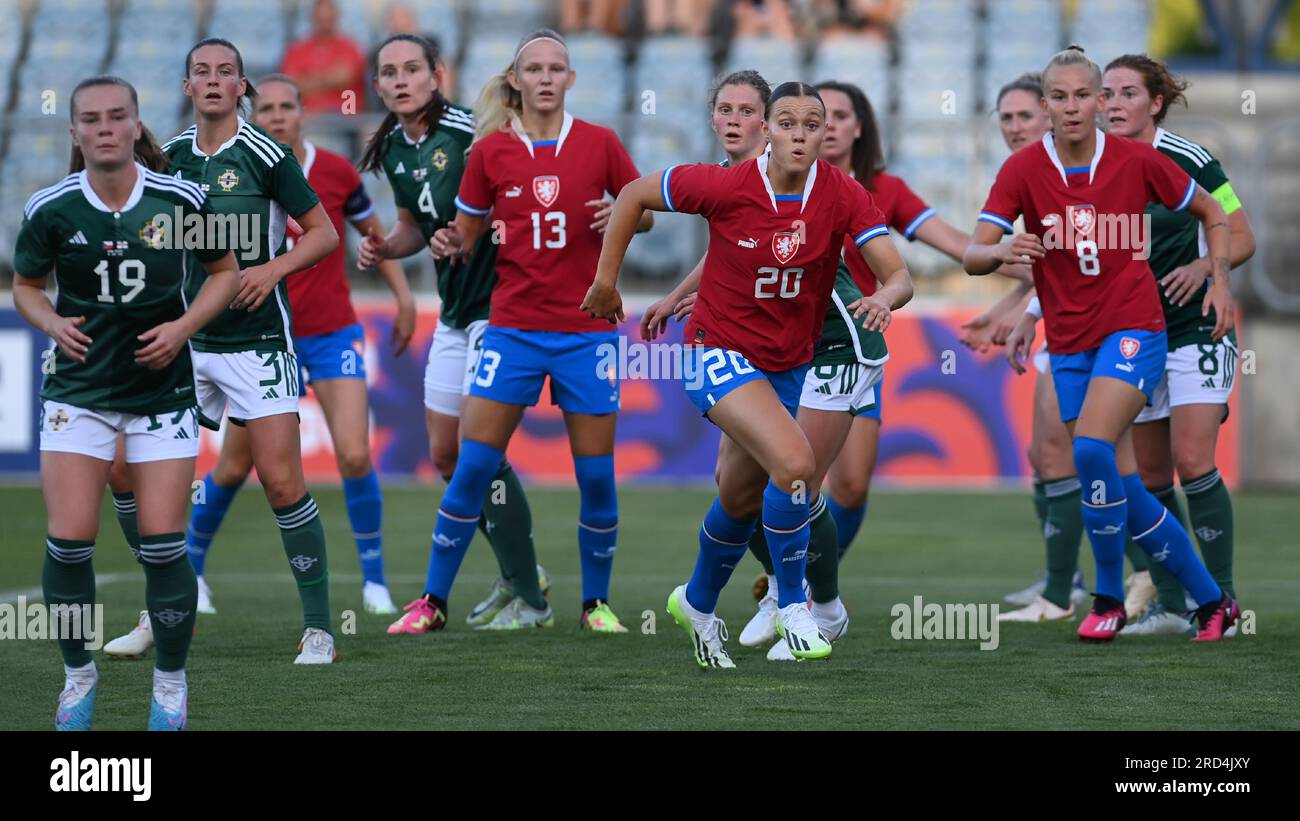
[1174,452,1216,484]
[830,466,870,507]
[335,447,372,479]
[770,448,815,495]
[1072,436,1116,479]
[261,474,306,509]
[430,441,459,480]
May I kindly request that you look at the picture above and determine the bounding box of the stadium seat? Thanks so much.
[898,39,975,118]
[1068,0,1152,60]
[206,0,290,75]
[562,32,626,129]
[456,34,517,105]
[623,123,707,278]
[631,35,712,143]
[463,0,549,36]
[809,36,890,112]
[723,36,804,89]
[406,0,463,63]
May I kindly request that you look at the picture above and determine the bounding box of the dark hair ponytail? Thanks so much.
[68,75,170,173]
[359,34,448,173]
[184,37,258,117]
[814,79,882,188]
[1103,53,1190,125]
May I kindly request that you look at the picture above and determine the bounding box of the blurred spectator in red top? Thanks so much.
[379,3,458,105]
[560,0,629,35]
[280,0,367,114]
[812,0,901,40]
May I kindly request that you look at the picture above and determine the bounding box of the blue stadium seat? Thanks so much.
[405,0,463,62]
[456,34,516,105]
[899,39,976,118]
[810,36,890,113]
[897,0,978,41]
[1069,0,1151,60]
[463,0,548,36]
[724,36,804,88]
[624,123,706,277]
[631,35,712,136]
[207,0,290,75]
[562,32,625,129]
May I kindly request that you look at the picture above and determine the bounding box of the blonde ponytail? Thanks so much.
[472,68,523,143]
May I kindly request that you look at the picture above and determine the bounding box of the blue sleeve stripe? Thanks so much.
[854,224,889,246]
[661,166,677,212]
[1173,177,1196,213]
[978,212,1014,233]
[454,196,490,217]
[902,207,936,239]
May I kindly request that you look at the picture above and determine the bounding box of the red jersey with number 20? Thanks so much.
[979,131,1196,354]
[667,155,888,372]
[455,113,640,333]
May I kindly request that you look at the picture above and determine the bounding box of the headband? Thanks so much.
[514,36,567,63]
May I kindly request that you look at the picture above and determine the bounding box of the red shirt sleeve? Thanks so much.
[603,129,641,196]
[978,155,1023,234]
[1140,142,1197,212]
[880,173,934,239]
[279,42,308,79]
[845,181,889,248]
[455,141,493,216]
[664,163,728,218]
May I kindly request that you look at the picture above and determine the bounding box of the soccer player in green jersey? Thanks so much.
[1101,54,1255,636]
[108,38,342,663]
[13,76,239,729]
[356,34,548,629]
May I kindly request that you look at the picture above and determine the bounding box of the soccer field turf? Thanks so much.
[1,485,1295,730]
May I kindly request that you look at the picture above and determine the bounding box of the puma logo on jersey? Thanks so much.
[434,533,461,549]
[1151,544,1171,563]
[67,231,87,246]
[1114,361,1135,373]
[505,185,522,198]
[738,236,758,248]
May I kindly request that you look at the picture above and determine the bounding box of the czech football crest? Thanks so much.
[1120,337,1141,359]
[217,169,240,192]
[772,231,801,265]
[1068,204,1096,236]
[533,175,560,208]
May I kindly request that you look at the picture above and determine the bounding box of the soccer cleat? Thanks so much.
[739,588,778,647]
[147,680,187,731]
[766,639,797,662]
[1118,602,1194,636]
[196,574,216,615]
[998,594,1075,623]
[751,572,769,602]
[1077,595,1126,641]
[294,628,336,664]
[362,581,397,615]
[581,600,628,633]
[776,602,832,660]
[477,596,554,630]
[104,609,154,658]
[1070,571,1090,607]
[1192,595,1240,642]
[1004,572,1046,606]
[55,671,98,731]
[466,577,513,626]
[666,585,735,669]
[1123,570,1157,621]
[386,597,447,635]
[812,599,850,641]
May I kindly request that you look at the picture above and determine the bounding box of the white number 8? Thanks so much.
[1077,239,1100,276]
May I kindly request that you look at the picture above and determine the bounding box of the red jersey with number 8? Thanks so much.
[979,131,1196,354]
[666,155,888,372]
[455,113,640,333]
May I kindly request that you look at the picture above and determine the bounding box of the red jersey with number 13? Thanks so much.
[455,113,640,333]
[666,155,888,372]
[979,130,1196,354]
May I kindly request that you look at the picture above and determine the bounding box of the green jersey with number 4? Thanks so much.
[162,118,320,354]
[14,165,229,414]
[813,261,889,366]
[379,103,495,329]
[1147,128,1240,350]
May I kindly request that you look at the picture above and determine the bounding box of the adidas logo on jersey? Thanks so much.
[1202,377,1216,388]
[395,161,406,173]
[67,230,87,246]
[262,388,279,400]
[173,428,191,440]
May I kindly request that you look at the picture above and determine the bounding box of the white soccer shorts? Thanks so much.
[194,350,300,428]
[39,401,200,463]
[424,318,488,417]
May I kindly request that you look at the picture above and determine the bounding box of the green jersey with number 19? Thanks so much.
[379,103,495,329]
[13,164,229,414]
[1147,128,1240,350]
[162,117,320,354]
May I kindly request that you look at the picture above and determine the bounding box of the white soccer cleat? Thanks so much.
[1118,602,1194,636]
[776,602,832,660]
[362,581,397,615]
[811,598,850,641]
[104,610,154,658]
[196,575,216,615]
[1124,570,1157,621]
[666,585,735,669]
[293,628,336,664]
[1070,571,1090,607]
[466,576,513,625]
[766,639,797,662]
[998,595,1075,623]
[1005,572,1046,606]
[476,596,555,630]
[739,589,778,647]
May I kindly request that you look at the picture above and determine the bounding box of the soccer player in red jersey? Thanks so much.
[964,46,1239,641]
[387,29,652,635]
[584,82,913,667]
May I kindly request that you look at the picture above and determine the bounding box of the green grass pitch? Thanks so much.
[1,485,1295,730]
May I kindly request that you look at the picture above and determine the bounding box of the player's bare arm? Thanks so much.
[234,202,339,311]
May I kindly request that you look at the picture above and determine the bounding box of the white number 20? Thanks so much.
[755,266,804,299]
